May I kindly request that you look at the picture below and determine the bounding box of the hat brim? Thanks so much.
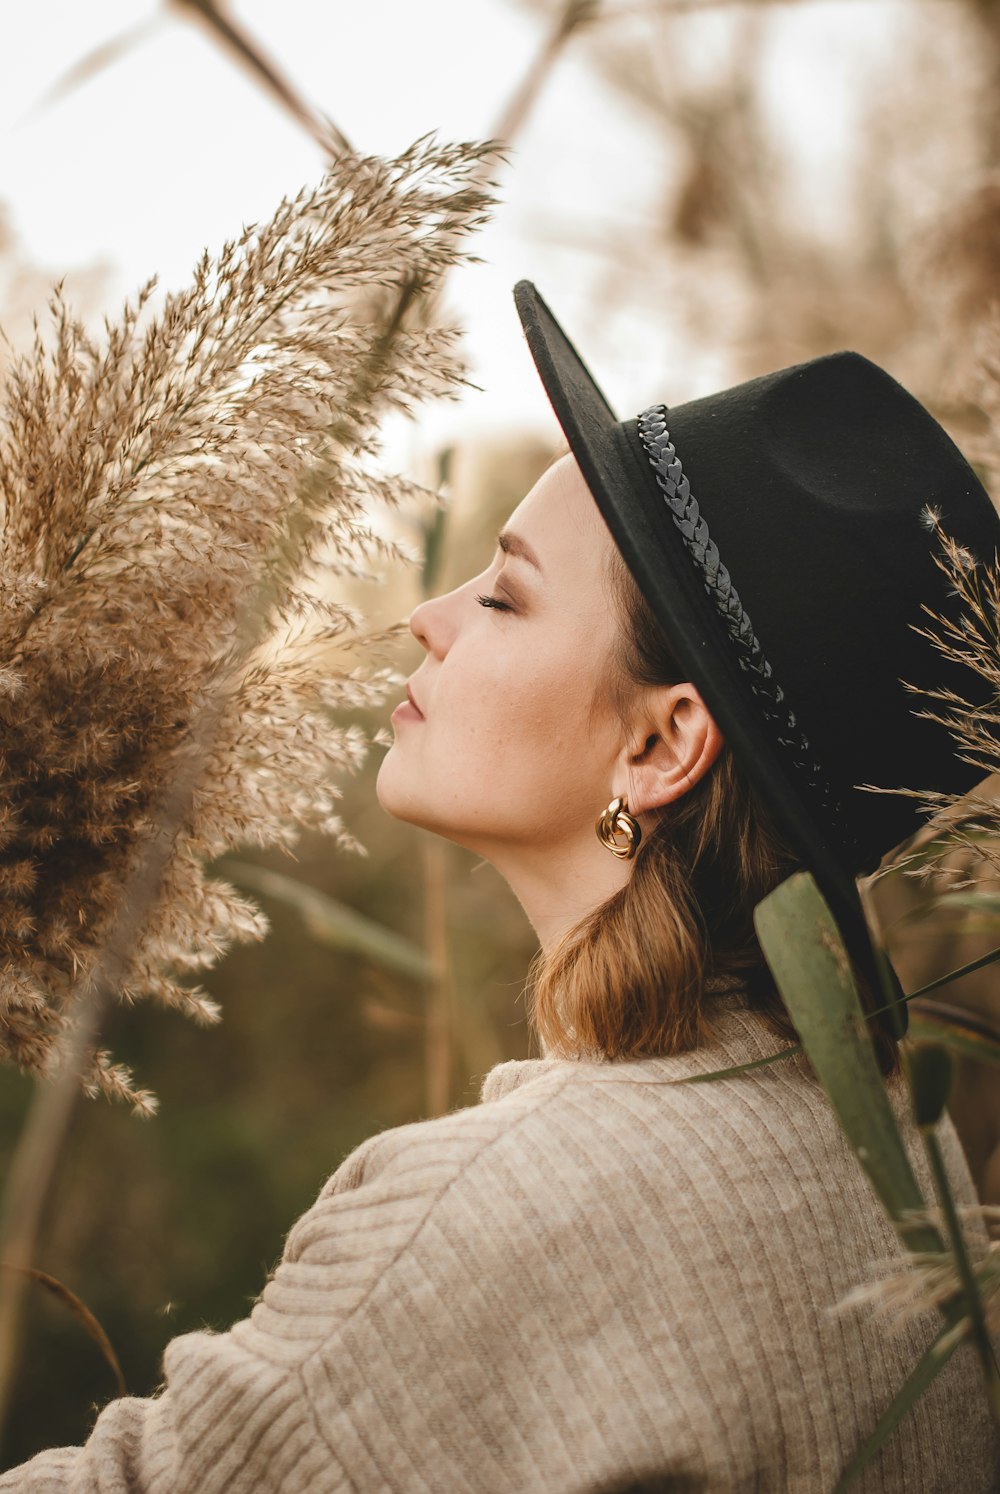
[513,280,896,1017]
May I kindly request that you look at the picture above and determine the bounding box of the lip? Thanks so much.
[391,684,425,724]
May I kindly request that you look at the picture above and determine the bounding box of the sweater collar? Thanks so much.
[479,988,785,1104]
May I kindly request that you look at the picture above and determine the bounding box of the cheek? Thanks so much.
[377,619,619,840]
[454,642,576,741]
[448,648,596,771]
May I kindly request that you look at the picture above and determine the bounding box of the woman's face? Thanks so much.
[376,454,629,863]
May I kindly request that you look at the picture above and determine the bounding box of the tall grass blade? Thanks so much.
[832,1320,967,1491]
[753,872,941,1255]
[920,1120,1000,1425]
[674,1047,802,1083]
[421,505,449,598]
[222,863,432,982]
[908,942,1000,999]
[421,836,455,1117]
[0,1265,126,1398]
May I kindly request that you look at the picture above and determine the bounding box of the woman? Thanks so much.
[2,283,998,1491]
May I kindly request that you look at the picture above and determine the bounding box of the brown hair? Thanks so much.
[525,543,901,1078]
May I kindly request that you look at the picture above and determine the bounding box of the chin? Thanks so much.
[374,756,402,816]
[376,756,499,853]
[375,755,426,826]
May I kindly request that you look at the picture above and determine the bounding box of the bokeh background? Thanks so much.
[2,0,1000,1467]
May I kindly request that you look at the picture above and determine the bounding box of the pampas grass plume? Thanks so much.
[0,134,500,1107]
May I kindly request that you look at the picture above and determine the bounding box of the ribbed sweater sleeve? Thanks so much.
[2,1002,997,1492]
[0,1063,574,1492]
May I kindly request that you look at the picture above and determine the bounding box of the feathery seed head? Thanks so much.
[0,135,500,1105]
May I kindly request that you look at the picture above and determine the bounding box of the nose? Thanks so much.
[409,584,462,658]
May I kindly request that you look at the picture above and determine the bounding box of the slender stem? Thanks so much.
[0,1266,126,1398]
[0,737,218,1445]
[417,506,455,1120]
[490,0,598,144]
[922,1125,1000,1426]
[908,942,1000,999]
[422,836,454,1118]
[832,1320,967,1492]
[170,0,351,155]
[0,231,432,1443]
[0,1070,87,1445]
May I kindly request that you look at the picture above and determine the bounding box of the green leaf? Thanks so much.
[833,1320,967,1491]
[222,862,433,982]
[753,872,941,1256]
[908,1043,954,1128]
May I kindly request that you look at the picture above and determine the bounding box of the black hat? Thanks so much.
[514,280,1000,1026]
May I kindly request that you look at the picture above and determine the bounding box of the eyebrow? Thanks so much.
[497,529,543,574]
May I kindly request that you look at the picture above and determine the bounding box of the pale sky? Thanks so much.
[0,0,910,453]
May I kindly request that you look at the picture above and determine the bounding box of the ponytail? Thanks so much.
[526,545,901,1078]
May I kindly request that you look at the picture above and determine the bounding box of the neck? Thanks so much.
[487,833,633,952]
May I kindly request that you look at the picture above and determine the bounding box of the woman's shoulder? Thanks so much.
[237,991,978,1426]
[317,991,856,1232]
[386,989,971,1266]
[322,993,801,1192]
[291,985,958,1287]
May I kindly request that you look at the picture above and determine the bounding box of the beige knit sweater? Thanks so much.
[2,991,998,1492]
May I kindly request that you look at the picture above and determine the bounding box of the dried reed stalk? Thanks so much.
[834,1204,1000,1334]
[862,511,1000,892]
[0,133,499,1108]
[859,317,1000,891]
[0,132,500,1437]
[842,278,1000,1418]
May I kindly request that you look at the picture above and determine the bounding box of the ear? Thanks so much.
[617,682,724,816]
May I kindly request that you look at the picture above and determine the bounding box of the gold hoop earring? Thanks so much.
[596,794,642,860]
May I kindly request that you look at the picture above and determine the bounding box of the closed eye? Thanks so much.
[475,592,514,613]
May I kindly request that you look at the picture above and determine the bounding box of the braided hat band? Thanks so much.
[635,405,861,863]
[513,277,1000,935]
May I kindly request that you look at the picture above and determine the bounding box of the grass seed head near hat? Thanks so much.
[514,280,1000,1032]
